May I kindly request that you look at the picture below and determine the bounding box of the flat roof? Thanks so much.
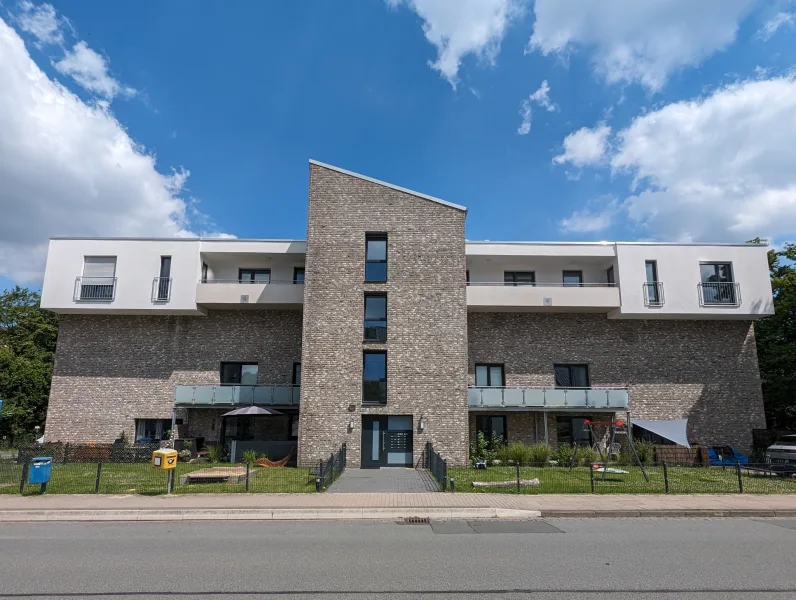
[50,237,306,242]
[466,241,768,247]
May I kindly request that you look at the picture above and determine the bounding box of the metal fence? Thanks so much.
[3,444,324,495]
[426,442,448,491]
[315,443,346,491]
[445,462,796,495]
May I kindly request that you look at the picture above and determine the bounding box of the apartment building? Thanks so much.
[39,160,775,466]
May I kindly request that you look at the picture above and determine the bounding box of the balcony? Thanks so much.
[74,277,116,302]
[467,282,620,312]
[174,384,300,407]
[643,282,665,307]
[698,282,741,307]
[467,386,629,410]
[152,277,172,303]
[196,280,304,308]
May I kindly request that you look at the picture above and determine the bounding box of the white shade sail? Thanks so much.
[631,418,690,448]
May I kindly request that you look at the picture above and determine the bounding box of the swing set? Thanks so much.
[583,418,649,482]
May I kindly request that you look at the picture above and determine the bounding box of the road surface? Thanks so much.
[1,518,794,599]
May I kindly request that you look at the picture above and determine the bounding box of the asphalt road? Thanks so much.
[1,518,795,599]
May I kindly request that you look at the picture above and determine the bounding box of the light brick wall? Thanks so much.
[468,313,766,451]
[299,164,469,467]
[45,311,302,443]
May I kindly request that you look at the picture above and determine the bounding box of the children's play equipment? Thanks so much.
[584,418,649,482]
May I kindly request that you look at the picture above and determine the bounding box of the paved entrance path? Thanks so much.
[327,468,438,493]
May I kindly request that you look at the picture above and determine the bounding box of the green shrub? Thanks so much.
[500,442,532,465]
[555,444,576,466]
[469,431,501,463]
[178,449,191,462]
[528,443,553,466]
[241,449,259,464]
[633,439,655,464]
[575,446,600,466]
[204,445,220,463]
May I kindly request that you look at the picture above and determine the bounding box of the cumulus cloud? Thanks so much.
[517,80,556,135]
[559,197,618,233]
[0,17,219,282]
[553,124,611,166]
[13,1,65,46]
[758,12,795,40]
[386,0,524,88]
[54,41,135,99]
[528,0,755,92]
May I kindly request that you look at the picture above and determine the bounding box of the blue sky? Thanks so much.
[2,0,796,289]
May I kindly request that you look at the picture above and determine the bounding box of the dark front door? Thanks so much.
[361,415,413,468]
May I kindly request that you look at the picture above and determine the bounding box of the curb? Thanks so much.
[540,509,796,518]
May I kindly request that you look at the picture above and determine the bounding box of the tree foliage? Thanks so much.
[0,287,59,440]
[752,241,796,429]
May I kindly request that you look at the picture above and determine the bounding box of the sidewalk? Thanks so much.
[1,493,794,521]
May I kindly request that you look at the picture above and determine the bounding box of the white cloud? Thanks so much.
[386,0,524,88]
[553,124,611,166]
[517,80,556,135]
[528,0,755,92]
[758,12,795,40]
[54,41,135,99]
[0,18,220,282]
[14,1,64,46]
[559,197,618,233]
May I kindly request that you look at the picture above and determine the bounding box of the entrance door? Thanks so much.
[361,415,413,468]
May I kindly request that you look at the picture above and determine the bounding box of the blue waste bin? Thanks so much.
[29,457,53,485]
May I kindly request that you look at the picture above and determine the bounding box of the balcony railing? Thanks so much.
[152,277,172,302]
[643,281,665,307]
[199,279,298,284]
[74,277,116,301]
[467,386,629,410]
[174,384,300,406]
[698,282,741,307]
[467,282,617,287]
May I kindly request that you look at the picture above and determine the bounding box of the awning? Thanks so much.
[631,418,690,448]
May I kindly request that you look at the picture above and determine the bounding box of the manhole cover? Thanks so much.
[399,516,430,524]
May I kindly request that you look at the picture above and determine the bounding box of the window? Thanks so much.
[289,414,299,440]
[504,271,536,286]
[135,419,172,443]
[644,260,660,305]
[363,351,387,404]
[155,256,171,301]
[365,233,387,282]
[364,293,387,341]
[466,270,470,284]
[475,415,507,444]
[557,417,591,446]
[475,364,504,387]
[80,256,117,300]
[700,262,736,305]
[293,267,305,284]
[238,269,271,283]
[606,266,615,285]
[292,362,301,386]
[201,262,209,283]
[554,364,589,388]
[220,362,258,385]
[562,270,583,287]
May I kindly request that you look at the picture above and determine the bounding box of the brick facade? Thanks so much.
[298,163,469,467]
[468,313,766,451]
[45,310,302,443]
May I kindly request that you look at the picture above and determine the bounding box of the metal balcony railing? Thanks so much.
[152,277,172,302]
[198,279,300,284]
[466,282,617,287]
[698,281,741,307]
[74,277,116,301]
[467,386,629,410]
[174,384,300,406]
[643,281,665,307]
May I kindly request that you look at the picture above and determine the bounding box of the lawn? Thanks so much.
[447,464,796,495]
[0,462,315,495]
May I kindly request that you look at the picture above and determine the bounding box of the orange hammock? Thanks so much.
[255,451,292,468]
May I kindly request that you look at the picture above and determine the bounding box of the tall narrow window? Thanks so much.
[606,266,615,285]
[475,364,504,387]
[700,262,736,305]
[80,256,117,300]
[293,267,305,284]
[363,351,387,404]
[292,363,301,386]
[156,256,171,301]
[644,260,660,305]
[364,293,387,341]
[554,364,590,388]
[201,262,209,283]
[504,271,536,286]
[365,233,387,282]
[239,269,271,283]
[562,271,583,287]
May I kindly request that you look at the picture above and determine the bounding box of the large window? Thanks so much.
[644,260,661,305]
[475,415,507,444]
[293,267,305,284]
[363,351,387,404]
[365,233,388,282]
[557,417,591,446]
[135,419,172,443]
[155,256,172,301]
[475,364,504,387]
[364,293,387,341]
[238,269,271,283]
[220,362,259,385]
[700,262,736,305]
[554,364,589,388]
[80,256,117,300]
[503,271,536,286]
[562,270,583,287]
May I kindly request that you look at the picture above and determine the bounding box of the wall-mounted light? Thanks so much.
[419,418,425,431]
[348,419,355,430]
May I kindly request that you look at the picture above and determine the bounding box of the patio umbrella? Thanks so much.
[222,406,283,417]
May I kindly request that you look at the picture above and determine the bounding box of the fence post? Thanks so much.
[245,462,250,493]
[589,463,595,494]
[316,459,323,492]
[450,477,455,492]
[516,463,521,494]
[663,462,669,494]
[94,463,102,494]
[167,469,174,495]
[19,461,29,495]
[736,462,743,494]
[63,443,70,465]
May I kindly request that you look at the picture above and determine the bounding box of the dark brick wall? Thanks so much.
[299,163,469,466]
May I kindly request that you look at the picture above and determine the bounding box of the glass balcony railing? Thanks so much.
[174,385,300,406]
[467,386,629,409]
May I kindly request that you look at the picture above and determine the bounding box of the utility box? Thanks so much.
[152,449,178,470]
[28,457,53,484]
